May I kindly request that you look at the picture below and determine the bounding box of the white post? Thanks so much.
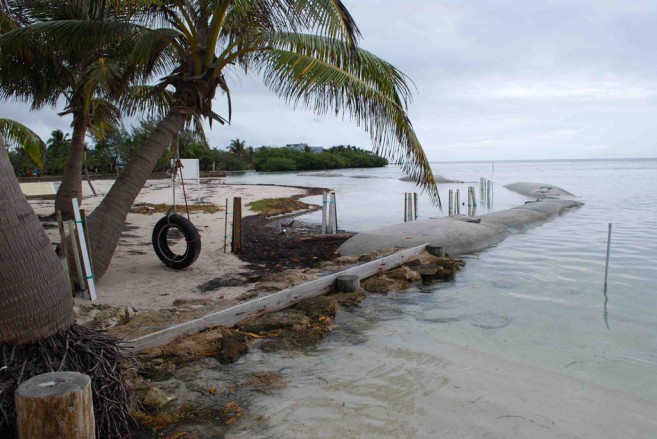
[406,193,412,221]
[487,180,492,209]
[331,192,338,233]
[71,198,97,301]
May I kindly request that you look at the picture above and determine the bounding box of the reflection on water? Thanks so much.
[224,159,657,435]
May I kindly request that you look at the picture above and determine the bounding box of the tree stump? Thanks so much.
[336,275,360,292]
[15,371,95,439]
[427,244,446,257]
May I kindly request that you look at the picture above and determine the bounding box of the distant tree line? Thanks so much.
[253,144,388,172]
[7,123,386,176]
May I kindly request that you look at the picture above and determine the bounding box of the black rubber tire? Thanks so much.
[152,214,202,269]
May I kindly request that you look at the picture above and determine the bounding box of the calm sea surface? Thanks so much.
[224,159,657,435]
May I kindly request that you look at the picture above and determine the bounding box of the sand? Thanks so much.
[28,177,308,310]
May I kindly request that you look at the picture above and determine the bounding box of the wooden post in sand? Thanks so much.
[55,211,70,280]
[223,198,228,253]
[67,221,86,294]
[322,191,328,233]
[231,197,242,253]
[15,371,95,439]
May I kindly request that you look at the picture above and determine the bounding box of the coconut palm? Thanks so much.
[0,0,131,216]
[0,132,74,343]
[0,117,46,169]
[228,138,246,159]
[83,0,439,279]
[0,129,135,437]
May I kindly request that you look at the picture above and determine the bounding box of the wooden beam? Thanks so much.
[125,244,428,353]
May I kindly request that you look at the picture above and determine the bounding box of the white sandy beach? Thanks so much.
[27,178,308,310]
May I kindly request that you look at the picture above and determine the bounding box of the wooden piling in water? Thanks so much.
[456,189,461,215]
[404,193,408,222]
[413,192,418,220]
[448,190,454,216]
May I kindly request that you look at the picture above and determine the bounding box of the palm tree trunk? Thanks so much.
[54,115,88,217]
[0,137,74,345]
[87,110,187,279]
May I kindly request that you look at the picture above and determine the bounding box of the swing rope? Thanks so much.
[174,159,191,220]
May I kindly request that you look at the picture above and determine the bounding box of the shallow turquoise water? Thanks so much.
[225,159,657,434]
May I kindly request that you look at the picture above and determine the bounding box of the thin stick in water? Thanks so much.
[604,223,612,292]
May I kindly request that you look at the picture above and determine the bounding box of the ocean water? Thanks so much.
[224,159,657,434]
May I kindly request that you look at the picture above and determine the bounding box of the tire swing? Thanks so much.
[152,214,201,269]
[152,159,202,269]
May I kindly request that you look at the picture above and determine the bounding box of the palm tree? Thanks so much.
[0,118,46,170]
[83,0,439,279]
[0,128,134,437]
[228,138,246,159]
[0,135,74,344]
[0,0,129,216]
[43,129,71,175]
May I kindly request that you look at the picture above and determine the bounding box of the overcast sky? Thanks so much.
[2,0,656,161]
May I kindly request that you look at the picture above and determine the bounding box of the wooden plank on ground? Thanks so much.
[126,243,428,353]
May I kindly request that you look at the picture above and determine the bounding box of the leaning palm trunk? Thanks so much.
[87,109,187,278]
[54,115,88,216]
[0,137,74,344]
[0,137,136,437]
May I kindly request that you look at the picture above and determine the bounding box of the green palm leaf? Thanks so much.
[0,118,46,169]
[254,32,439,206]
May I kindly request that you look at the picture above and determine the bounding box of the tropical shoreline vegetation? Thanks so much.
[7,124,388,175]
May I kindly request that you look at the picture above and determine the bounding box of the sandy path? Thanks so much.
[29,177,309,310]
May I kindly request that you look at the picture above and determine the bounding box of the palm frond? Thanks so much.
[0,19,134,51]
[119,84,173,117]
[125,26,183,79]
[89,98,122,140]
[292,0,360,46]
[0,118,46,169]
[255,33,439,206]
